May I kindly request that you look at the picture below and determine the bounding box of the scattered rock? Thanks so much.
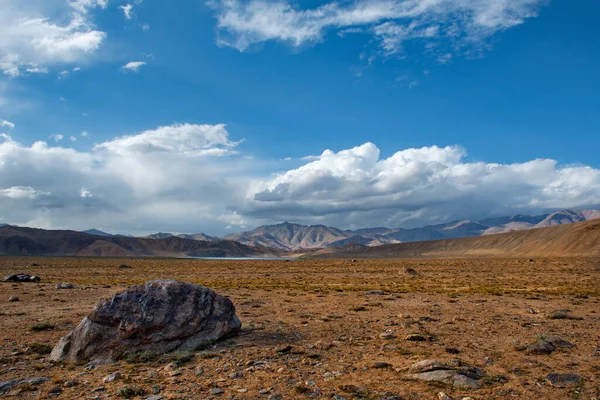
[405,334,431,341]
[404,360,483,391]
[2,274,40,283]
[118,264,132,269]
[56,282,75,289]
[371,362,391,369]
[404,267,418,276]
[545,336,575,349]
[0,377,49,394]
[437,393,453,400]
[339,385,369,396]
[102,373,121,383]
[8,295,19,302]
[526,341,555,355]
[546,373,582,388]
[445,348,460,354]
[144,396,164,400]
[379,331,396,340]
[453,374,482,390]
[50,280,242,362]
[365,290,384,296]
[209,388,223,394]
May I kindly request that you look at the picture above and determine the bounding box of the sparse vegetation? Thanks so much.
[29,342,52,354]
[29,321,54,331]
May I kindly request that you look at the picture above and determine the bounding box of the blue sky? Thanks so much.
[0,0,599,235]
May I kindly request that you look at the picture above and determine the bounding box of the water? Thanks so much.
[188,257,293,260]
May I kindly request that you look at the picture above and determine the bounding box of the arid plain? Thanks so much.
[1,257,599,399]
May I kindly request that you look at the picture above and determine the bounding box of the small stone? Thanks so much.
[118,264,132,269]
[546,373,582,388]
[404,267,418,276]
[445,348,460,354]
[268,395,283,400]
[209,388,223,394]
[8,296,19,302]
[453,374,482,390]
[526,341,555,355]
[49,386,63,394]
[63,380,78,387]
[371,362,391,369]
[333,396,348,400]
[102,373,121,383]
[195,368,204,376]
[365,290,384,296]
[276,345,293,354]
[145,396,164,400]
[56,282,75,289]
[380,331,396,340]
[437,393,453,400]
[405,334,430,341]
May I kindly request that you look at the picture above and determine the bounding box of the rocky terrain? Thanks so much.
[1,256,599,399]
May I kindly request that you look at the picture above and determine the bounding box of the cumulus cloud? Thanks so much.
[121,61,147,73]
[0,123,249,234]
[0,128,599,234]
[49,134,64,142]
[0,120,15,129]
[242,143,600,228]
[212,0,545,59]
[0,0,107,77]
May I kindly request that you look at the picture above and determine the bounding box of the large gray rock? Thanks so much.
[2,274,40,283]
[404,359,484,391]
[50,280,241,362]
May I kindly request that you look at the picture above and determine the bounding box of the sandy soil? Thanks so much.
[1,257,599,399]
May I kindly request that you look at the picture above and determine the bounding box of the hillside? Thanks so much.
[0,226,275,257]
[315,218,600,258]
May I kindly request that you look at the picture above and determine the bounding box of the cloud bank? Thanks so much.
[1,123,599,234]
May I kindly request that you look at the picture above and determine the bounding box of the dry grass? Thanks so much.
[0,256,599,399]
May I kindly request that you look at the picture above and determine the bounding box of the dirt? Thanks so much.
[1,257,599,399]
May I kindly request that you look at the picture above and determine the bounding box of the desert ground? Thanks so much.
[1,257,599,399]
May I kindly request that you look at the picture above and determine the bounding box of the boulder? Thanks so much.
[2,274,40,283]
[50,280,241,362]
[546,373,582,388]
[404,359,484,391]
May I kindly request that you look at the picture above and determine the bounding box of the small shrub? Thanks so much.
[118,385,146,398]
[29,343,52,354]
[123,351,155,364]
[29,321,54,331]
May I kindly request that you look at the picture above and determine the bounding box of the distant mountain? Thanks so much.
[314,218,600,258]
[0,225,276,257]
[226,209,599,250]
[144,232,219,242]
[224,222,400,250]
[83,229,114,237]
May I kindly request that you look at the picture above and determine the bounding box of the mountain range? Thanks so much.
[313,217,600,258]
[83,208,600,251]
[0,225,275,257]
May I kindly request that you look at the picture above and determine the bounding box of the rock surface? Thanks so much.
[56,282,75,289]
[0,377,49,393]
[50,280,241,362]
[546,373,582,387]
[2,274,40,283]
[404,359,484,391]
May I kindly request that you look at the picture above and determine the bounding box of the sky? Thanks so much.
[0,0,599,236]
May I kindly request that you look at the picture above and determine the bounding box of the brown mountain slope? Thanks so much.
[0,226,276,257]
[315,218,600,258]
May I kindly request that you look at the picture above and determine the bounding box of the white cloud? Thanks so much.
[121,61,147,73]
[212,0,545,59]
[70,136,78,141]
[242,143,600,228]
[0,0,107,77]
[0,127,599,235]
[120,4,134,20]
[0,120,15,129]
[59,70,70,79]
[0,186,49,200]
[80,187,92,198]
[81,131,89,137]
[49,134,64,141]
